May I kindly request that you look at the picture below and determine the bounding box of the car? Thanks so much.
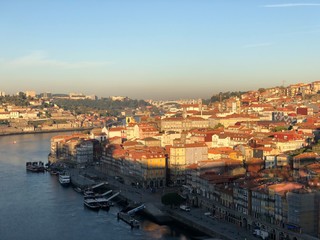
[115,176,124,183]
[179,205,190,212]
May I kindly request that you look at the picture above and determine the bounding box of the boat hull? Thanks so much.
[84,200,100,211]
[59,174,71,187]
[26,161,45,172]
[117,212,140,228]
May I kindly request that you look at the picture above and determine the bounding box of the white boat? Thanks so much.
[59,173,71,187]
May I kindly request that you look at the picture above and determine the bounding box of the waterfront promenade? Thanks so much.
[70,166,257,240]
[0,127,93,136]
[69,165,320,240]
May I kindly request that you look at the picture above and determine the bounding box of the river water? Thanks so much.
[0,133,202,240]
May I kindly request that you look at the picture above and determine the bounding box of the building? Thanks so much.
[161,116,209,132]
[75,140,94,163]
[287,189,316,235]
[209,114,259,128]
[40,92,52,99]
[168,143,208,186]
[69,92,86,100]
[140,153,166,188]
[25,90,36,98]
[110,96,127,101]
[168,144,186,185]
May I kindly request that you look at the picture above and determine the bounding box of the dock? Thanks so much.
[117,212,140,228]
[117,204,145,229]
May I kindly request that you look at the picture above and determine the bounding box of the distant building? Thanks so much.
[40,92,52,99]
[110,96,127,101]
[0,91,5,97]
[25,90,36,98]
[86,94,97,100]
[69,93,86,100]
[69,93,97,100]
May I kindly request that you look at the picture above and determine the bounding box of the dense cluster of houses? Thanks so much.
[0,99,117,134]
[49,81,320,239]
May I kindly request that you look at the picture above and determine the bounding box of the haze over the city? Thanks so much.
[0,0,319,100]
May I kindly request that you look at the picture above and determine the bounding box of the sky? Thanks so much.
[0,0,320,100]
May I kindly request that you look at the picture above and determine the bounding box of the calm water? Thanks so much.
[0,133,198,240]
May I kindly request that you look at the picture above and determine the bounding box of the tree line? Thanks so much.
[53,98,151,115]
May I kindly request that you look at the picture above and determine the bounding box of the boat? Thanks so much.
[37,161,45,172]
[26,161,45,172]
[49,170,58,175]
[83,198,100,211]
[95,197,111,210]
[73,187,83,193]
[59,172,71,187]
[117,212,140,228]
[83,190,95,197]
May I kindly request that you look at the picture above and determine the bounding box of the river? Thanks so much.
[0,133,204,240]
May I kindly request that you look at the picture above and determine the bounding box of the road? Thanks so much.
[75,166,257,240]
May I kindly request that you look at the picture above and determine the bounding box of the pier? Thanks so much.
[66,166,254,239]
[117,204,145,228]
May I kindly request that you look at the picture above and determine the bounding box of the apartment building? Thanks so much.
[287,189,316,235]
[161,116,208,132]
[140,153,166,188]
[209,114,259,128]
[168,143,208,186]
[75,140,94,163]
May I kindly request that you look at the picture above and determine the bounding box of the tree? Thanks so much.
[213,123,224,129]
[161,192,185,208]
[53,98,151,116]
[272,126,288,132]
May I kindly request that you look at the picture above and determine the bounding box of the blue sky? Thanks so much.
[0,0,320,100]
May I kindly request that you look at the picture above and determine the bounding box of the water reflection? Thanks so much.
[0,133,198,240]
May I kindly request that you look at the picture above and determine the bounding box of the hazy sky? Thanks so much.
[1,1,320,100]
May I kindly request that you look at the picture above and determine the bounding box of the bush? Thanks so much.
[161,192,184,207]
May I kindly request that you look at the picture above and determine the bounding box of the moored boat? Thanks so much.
[59,172,71,187]
[38,161,45,172]
[95,197,111,210]
[26,161,45,172]
[73,187,83,193]
[83,198,100,211]
[117,212,140,228]
[83,190,95,197]
[49,170,58,175]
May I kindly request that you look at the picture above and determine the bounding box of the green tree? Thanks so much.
[161,192,185,208]
[213,123,224,129]
[272,126,288,132]
[53,98,150,116]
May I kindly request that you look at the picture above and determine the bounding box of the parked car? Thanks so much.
[179,205,190,212]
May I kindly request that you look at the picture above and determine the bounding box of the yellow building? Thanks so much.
[141,153,166,188]
[169,144,187,185]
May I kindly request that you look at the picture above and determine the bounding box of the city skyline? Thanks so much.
[1,1,320,100]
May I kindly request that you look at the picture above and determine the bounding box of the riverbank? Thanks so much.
[0,132,207,240]
[0,127,93,136]
[68,166,256,240]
